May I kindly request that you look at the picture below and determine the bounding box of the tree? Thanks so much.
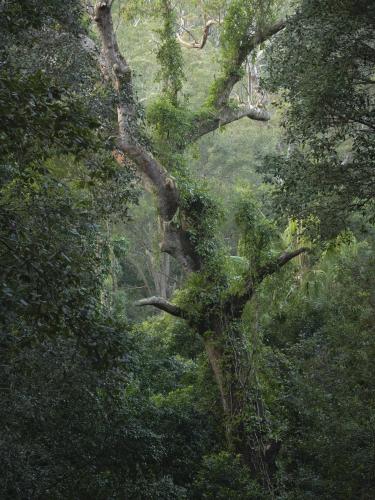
[2,1,374,497]
[256,231,375,498]
[0,2,159,497]
[90,0,307,487]
[260,0,375,237]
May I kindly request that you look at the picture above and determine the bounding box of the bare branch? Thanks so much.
[177,19,217,49]
[256,247,309,284]
[136,296,185,318]
[189,104,270,142]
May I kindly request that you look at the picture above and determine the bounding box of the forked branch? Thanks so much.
[256,247,309,284]
[93,2,287,271]
[224,247,309,317]
[177,19,217,49]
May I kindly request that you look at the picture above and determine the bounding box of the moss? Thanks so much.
[205,0,278,108]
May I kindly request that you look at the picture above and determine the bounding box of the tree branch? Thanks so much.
[224,247,308,317]
[93,1,201,272]
[189,104,270,142]
[257,247,309,283]
[93,1,173,206]
[177,19,217,49]
[136,296,185,318]
[185,18,285,142]
[93,3,285,270]
[213,18,286,110]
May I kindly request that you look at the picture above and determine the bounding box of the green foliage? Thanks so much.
[0,324,171,498]
[114,2,375,498]
[174,270,227,327]
[180,179,223,262]
[133,318,221,495]
[193,451,266,498]
[261,0,375,236]
[121,0,157,21]
[3,1,375,498]
[0,0,83,36]
[147,97,195,157]
[0,65,98,165]
[155,0,185,103]
[235,190,278,271]
[207,0,280,107]
[0,170,106,339]
[0,2,170,497]
[255,232,375,497]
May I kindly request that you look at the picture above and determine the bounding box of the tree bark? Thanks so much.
[92,1,291,487]
[177,19,217,49]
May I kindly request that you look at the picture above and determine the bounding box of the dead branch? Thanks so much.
[177,19,217,49]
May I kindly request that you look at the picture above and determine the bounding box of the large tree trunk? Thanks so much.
[92,0,299,489]
[202,315,280,489]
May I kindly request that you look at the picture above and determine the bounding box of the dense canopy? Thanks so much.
[0,0,374,498]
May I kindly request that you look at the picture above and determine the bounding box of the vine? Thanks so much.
[155,0,185,104]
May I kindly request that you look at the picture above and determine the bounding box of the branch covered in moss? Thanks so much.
[189,104,270,142]
[186,16,286,142]
[211,18,286,110]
